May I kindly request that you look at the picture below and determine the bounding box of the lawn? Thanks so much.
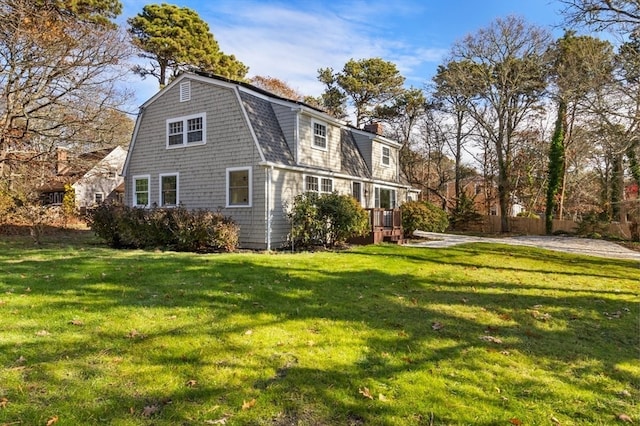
[0,231,638,425]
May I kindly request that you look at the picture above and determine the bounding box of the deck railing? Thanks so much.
[349,208,403,244]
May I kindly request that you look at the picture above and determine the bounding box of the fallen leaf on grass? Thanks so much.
[126,330,146,339]
[378,393,388,401]
[242,399,256,410]
[551,415,561,425]
[431,322,444,331]
[46,416,59,425]
[618,414,633,422]
[509,418,523,425]
[186,379,197,387]
[479,335,503,344]
[69,319,84,326]
[244,329,253,336]
[35,330,51,337]
[142,405,159,417]
[358,387,374,400]
[205,417,229,425]
[0,397,8,408]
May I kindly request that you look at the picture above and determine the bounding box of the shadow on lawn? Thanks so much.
[0,243,637,424]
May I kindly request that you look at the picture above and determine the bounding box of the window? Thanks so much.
[305,176,318,192]
[374,187,396,209]
[160,173,178,207]
[227,167,251,207]
[352,182,362,204]
[312,121,327,149]
[381,146,391,166]
[305,175,332,193]
[133,175,149,207]
[94,193,103,204]
[180,81,191,102]
[107,170,116,179]
[166,113,206,148]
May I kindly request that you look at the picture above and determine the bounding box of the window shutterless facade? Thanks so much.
[305,175,333,194]
[374,186,396,209]
[133,175,150,207]
[166,113,206,148]
[381,146,391,166]
[160,173,179,207]
[305,175,319,192]
[227,167,252,207]
[312,120,327,150]
[352,181,362,204]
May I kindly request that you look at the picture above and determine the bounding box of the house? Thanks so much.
[122,71,419,249]
[40,146,127,208]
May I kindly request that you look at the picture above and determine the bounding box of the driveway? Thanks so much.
[408,231,640,261]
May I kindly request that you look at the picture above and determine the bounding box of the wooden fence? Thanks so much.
[479,216,632,239]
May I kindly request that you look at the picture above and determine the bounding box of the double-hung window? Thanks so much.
[133,175,150,207]
[312,121,327,150]
[381,146,391,166]
[166,113,206,148]
[160,173,179,207]
[227,167,251,207]
[305,175,333,194]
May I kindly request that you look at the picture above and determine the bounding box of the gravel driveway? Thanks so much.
[409,231,640,262]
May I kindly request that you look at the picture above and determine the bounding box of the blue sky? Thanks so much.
[119,0,572,107]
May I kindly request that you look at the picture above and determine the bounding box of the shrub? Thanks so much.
[449,193,483,231]
[575,211,609,238]
[401,200,449,237]
[288,192,369,248]
[88,203,239,252]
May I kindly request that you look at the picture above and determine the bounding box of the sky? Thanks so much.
[118,0,574,109]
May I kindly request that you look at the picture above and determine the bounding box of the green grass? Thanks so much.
[0,231,638,425]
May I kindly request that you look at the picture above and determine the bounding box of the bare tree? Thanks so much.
[446,16,552,232]
[0,0,133,201]
[559,0,640,33]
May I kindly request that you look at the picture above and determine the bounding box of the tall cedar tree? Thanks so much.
[128,3,247,87]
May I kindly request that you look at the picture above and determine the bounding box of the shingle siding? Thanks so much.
[124,72,416,249]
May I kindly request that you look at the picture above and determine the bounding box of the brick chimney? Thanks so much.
[56,147,70,175]
[364,122,384,135]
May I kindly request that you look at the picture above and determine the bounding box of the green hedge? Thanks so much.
[401,201,449,237]
[88,204,239,252]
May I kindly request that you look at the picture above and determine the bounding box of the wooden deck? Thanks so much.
[350,208,404,245]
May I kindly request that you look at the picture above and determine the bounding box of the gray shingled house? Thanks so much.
[123,71,419,249]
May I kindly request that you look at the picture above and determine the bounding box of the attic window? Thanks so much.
[166,113,206,148]
[180,81,191,102]
[381,146,390,166]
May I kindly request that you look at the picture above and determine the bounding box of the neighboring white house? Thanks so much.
[40,146,127,209]
[72,146,127,208]
[122,71,419,249]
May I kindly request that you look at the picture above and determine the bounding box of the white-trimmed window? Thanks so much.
[94,192,104,204]
[133,175,150,207]
[305,175,319,192]
[352,182,362,204]
[321,178,333,193]
[227,167,252,207]
[305,175,333,194]
[160,173,179,207]
[381,146,391,166]
[166,113,206,148]
[374,187,397,209]
[312,120,327,150]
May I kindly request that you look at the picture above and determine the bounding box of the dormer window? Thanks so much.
[312,121,327,150]
[381,146,390,166]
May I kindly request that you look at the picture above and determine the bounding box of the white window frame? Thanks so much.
[304,175,333,194]
[312,120,328,151]
[374,186,397,209]
[132,175,150,207]
[159,173,179,207]
[320,177,333,193]
[166,113,206,149]
[352,181,363,204]
[94,192,104,204]
[226,167,252,208]
[381,146,391,167]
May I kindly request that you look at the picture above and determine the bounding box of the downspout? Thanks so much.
[266,165,274,251]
